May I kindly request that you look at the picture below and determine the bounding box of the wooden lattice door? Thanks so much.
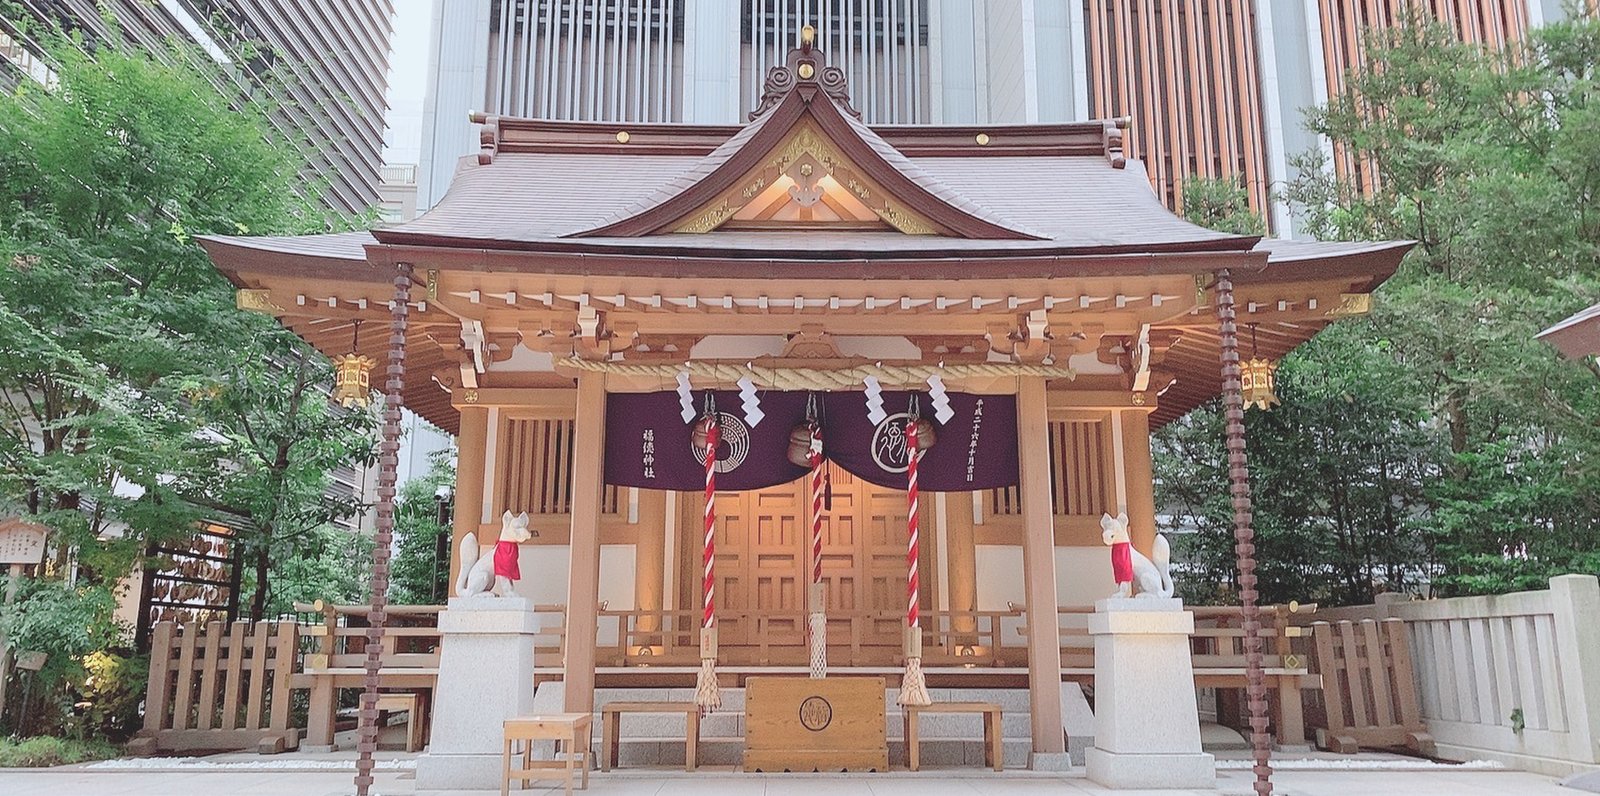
[681,483,805,649]
[677,469,934,663]
[817,465,862,642]
[863,483,914,644]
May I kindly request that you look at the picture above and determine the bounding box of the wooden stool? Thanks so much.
[600,701,699,772]
[902,702,1004,772]
[502,713,592,795]
[374,692,425,753]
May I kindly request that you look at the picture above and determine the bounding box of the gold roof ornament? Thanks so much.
[331,320,375,408]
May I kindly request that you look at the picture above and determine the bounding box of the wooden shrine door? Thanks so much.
[677,469,933,663]
[699,485,805,647]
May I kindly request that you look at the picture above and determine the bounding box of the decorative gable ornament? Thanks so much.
[573,22,1042,242]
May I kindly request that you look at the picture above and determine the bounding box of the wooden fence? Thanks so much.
[131,600,1325,754]
[1309,618,1432,755]
[129,621,300,754]
[1296,575,1600,776]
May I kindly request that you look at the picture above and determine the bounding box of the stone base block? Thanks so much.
[416,752,509,792]
[1085,746,1215,790]
[1028,751,1074,771]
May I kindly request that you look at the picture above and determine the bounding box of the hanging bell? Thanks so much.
[1240,357,1280,410]
[787,424,819,468]
[906,417,938,450]
[691,414,718,450]
[331,353,376,408]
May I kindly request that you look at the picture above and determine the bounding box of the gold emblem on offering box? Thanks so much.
[798,696,832,731]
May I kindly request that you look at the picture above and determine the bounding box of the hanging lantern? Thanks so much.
[331,320,375,408]
[1240,324,1279,410]
[332,353,376,408]
[1240,357,1279,410]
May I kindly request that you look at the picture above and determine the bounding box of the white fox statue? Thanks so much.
[456,510,532,597]
[1100,511,1174,599]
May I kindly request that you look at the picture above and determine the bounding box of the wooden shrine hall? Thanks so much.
[200,35,1410,762]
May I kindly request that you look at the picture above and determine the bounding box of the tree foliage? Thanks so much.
[389,456,458,606]
[0,28,378,730]
[1160,9,1600,604]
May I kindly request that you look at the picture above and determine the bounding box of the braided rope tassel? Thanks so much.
[897,419,931,707]
[807,426,827,679]
[695,412,721,712]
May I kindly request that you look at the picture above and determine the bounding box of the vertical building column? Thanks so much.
[1252,0,1294,236]
[563,371,607,713]
[944,492,979,634]
[1017,376,1066,757]
[417,0,492,211]
[448,404,491,594]
[633,489,668,636]
[681,0,742,123]
[1117,408,1159,557]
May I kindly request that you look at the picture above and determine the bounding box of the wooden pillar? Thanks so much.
[447,405,491,596]
[633,489,667,635]
[945,492,979,634]
[1117,409,1159,556]
[563,371,607,714]
[1018,376,1066,755]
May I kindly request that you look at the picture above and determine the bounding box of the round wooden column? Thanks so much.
[446,405,490,595]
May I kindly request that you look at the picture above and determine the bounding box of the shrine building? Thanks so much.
[199,38,1410,761]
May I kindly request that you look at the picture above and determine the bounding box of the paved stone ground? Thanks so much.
[0,763,1578,796]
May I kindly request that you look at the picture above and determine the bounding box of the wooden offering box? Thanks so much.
[743,676,888,772]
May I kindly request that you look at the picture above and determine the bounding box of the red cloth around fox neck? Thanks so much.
[493,539,521,580]
[1110,541,1133,584]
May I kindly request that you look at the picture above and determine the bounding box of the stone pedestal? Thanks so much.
[1084,598,1216,790]
[416,597,539,792]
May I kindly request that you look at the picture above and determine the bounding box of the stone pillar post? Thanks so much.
[1085,598,1215,789]
[415,598,540,792]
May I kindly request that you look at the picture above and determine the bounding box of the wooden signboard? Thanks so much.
[0,518,46,566]
[743,676,888,772]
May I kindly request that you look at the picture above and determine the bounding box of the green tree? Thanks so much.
[1180,176,1267,237]
[0,29,377,729]
[1160,8,1600,606]
[389,456,458,606]
[1288,9,1600,595]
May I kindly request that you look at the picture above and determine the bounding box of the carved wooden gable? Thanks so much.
[575,28,1040,241]
[676,123,938,234]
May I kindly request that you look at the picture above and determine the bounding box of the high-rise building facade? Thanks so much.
[418,0,1581,234]
[2,0,394,214]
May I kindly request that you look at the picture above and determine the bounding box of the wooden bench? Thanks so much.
[374,692,427,753]
[502,714,592,795]
[600,701,699,772]
[902,702,1003,772]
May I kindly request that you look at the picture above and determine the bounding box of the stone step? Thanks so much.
[607,737,1033,770]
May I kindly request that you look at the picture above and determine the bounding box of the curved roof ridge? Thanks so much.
[570,38,1046,241]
